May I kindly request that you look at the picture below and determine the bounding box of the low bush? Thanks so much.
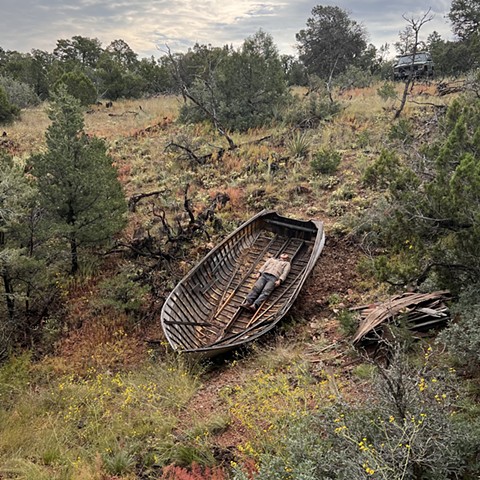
[388,117,413,143]
[311,148,342,175]
[233,344,480,479]
[437,284,480,373]
[337,309,359,337]
[282,91,341,128]
[0,75,40,109]
[0,85,19,123]
[377,81,397,101]
[334,65,374,90]
[95,270,150,317]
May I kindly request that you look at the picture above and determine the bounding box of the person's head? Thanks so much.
[280,253,289,261]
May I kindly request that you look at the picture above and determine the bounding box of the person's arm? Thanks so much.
[258,258,270,277]
[278,262,291,282]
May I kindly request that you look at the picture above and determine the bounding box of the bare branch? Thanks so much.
[394,9,434,119]
[164,45,236,150]
[165,142,203,164]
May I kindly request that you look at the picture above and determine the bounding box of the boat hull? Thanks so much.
[161,210,325,358]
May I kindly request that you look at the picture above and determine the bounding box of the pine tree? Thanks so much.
[32,87,127,274]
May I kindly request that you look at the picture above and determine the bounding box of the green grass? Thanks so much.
[0,354,203,479]
[1,82,471,478]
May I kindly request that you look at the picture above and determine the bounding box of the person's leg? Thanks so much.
[245,275,267,305]
[252,277,276,308]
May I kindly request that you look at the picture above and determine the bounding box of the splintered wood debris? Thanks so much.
[352,291,452,344]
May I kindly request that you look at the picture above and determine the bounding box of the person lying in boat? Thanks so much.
[241,253,291,312]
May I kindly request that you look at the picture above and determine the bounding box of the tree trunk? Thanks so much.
[67,201,79,275]
[394,75,413,119]
[70,234,78,275]
[2,273,15,320]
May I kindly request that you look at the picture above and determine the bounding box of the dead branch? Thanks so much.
[394,9,433,119]
[166,134,272,166]
[408,99,448,109]
[164,45,236,150]
[165,142,203,164]
[436,80,466,96]
[107,111,139,117]
[149,184,230,245]
[108,241,173,261]
[128,190,166,212]
[183,183,196,225]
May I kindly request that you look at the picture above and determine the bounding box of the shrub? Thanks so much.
[377,81,397,101]
[337,309,358,337]
[437,284,480,372]
[0,75,40,109]
[234,344,480,479]
[96,270,150,317]
[334,65,374,90]
[388,117,413,143]
[0,85,19,123]
[282,91,341,128]
[54,70,98,106]
[362,149,401,189]
[286,130,311,158]
[178,31,288,132]
[356,96,480,292]
[310,148,341,175]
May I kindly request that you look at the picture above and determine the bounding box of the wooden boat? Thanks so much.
[161,210,325,358]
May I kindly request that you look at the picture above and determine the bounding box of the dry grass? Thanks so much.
[0,80,463,479]
[85,96,180,139]
[4,95,180,158]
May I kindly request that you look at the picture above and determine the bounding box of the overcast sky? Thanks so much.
[1,1,454,59]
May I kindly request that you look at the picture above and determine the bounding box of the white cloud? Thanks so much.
[0,0,453,58]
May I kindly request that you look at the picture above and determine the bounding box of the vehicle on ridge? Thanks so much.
[393,51,434,80]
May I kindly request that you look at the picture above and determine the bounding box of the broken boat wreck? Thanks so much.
[161,210,325,358]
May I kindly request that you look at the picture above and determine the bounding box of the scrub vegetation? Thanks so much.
[1,1,480,478]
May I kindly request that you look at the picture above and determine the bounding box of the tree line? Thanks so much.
[1,0,479,125]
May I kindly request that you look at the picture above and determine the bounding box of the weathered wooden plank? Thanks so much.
[161,210,325,358]
[352,291,452,343]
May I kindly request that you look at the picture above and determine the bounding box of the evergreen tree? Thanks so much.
[54,70,97,106]
[0,152,42,356]
[178,31,287,131]
[448,0,480,41]
[361,95,480,292]
[296,6,368,80]
[0,85,18,123]
[31,87,127,274]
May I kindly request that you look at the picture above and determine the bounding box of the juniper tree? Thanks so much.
[0,85,18,123]
[31,87,127,274]
[1,154,31,320]
[176,30,288,132]
[360,95,480,292]
[0,152,44,358]
[54,70,97,106]
[296,6,368,81]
